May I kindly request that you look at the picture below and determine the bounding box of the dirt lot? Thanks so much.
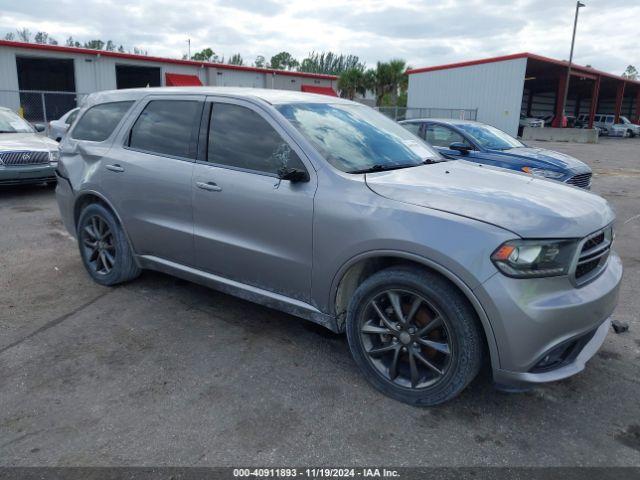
[1,137,639,467]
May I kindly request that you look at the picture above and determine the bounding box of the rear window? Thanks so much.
[72,101,133,142]
[128,100,202,159]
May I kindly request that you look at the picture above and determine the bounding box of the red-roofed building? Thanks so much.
[0,40,337,121]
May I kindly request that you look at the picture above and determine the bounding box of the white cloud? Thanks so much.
[0,0,637,74]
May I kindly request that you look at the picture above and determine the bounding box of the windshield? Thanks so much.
[276,103,441,173]
[0,109,34,133]
[620,116,631,124]
[456,123,524,150]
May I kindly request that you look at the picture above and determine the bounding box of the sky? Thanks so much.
[0,0,638,75]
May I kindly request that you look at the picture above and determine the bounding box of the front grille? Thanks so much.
[573,227,612,285]
[0,151,50,166]
[565,172,592,189]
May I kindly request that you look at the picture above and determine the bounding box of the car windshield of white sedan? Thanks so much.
[456,124,524,150]
[0,110,34,133]
[276,103,441,173]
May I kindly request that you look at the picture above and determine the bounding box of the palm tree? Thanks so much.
[372,59,408,106]
[338,68,365,99]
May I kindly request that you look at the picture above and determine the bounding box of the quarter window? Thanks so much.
[402,122,423,136]
[72,101,133,142]
[66,109,79,125]
[129,100,202,159]
[207,103,304,175]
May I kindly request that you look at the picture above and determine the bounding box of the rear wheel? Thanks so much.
[346,267,483,406]
[77,203,140,286]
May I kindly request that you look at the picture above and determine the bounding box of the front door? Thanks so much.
[192,98,316,302]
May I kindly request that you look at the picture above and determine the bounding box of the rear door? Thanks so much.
[192,97,316,302]
[100,95,204,266]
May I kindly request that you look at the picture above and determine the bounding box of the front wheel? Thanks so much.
[77,203,141,286]
[346,267,484,406]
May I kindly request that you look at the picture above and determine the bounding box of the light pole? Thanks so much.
[559,1,585,126]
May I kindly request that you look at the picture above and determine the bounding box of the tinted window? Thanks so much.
[208,103,305,175]
[73,101,133,142]
[425,124,466,148]
[129,100,202,159]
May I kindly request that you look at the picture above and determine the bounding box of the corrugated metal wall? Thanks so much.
[0,45,336,99]
[407,58,528,137]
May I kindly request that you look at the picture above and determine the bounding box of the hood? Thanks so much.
[489,147,590,174]
[0,133,59,152]
[366,161,613,238]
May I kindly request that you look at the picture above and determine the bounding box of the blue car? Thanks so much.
[400,119,592,189]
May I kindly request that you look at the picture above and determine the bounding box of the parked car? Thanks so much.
[400,119,593,189]
[518,113,544,136]
[0,106,60,185]
[56,88,621,406]
[48,107,80,142]
[577,113,638,137]
[519,113,544,129]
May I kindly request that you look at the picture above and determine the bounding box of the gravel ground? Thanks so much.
[1,137,639,467]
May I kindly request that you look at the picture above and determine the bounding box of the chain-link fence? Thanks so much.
[0,90,88,124]
[376,106,478,122]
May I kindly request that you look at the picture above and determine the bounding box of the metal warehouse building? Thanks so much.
[407,52,640,137]
[0,40,337,122]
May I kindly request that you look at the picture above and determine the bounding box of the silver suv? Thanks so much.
[55,88,622,405]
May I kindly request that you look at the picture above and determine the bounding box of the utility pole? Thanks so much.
[559,1,585,126]
[187,38,191,59]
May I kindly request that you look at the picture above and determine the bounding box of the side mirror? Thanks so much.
[33,123,46,133]
[449,142,472,154]
[278,166,309,183]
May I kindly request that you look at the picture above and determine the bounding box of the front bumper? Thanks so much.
[55,172,77,238]
[0,164,56,185]
[474,252,622,387]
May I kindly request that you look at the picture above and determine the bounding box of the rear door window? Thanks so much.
[128,100,202,159]
[72,101,134,142]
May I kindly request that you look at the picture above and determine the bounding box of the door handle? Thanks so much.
[105,164,125,173]
[196,181,222,192]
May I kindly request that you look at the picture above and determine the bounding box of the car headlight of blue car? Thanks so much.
[521,166,565,180]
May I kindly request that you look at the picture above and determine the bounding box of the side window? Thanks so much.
[66,109,79,125]
[606,116,614,124]
[72,101,133,142]
[425,124,466,148]
[402,122,423,137]
[207,103,305,175]
[128,100,202,159]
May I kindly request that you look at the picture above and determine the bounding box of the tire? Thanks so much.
[77,203,141,286]
[345,266,484,406]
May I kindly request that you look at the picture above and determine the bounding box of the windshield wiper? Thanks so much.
[0,130,17,133]
[348,163,421,174]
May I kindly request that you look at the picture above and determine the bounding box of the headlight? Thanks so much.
[49,150,60,166]
[521,167,564,179]
[491,239,578,278]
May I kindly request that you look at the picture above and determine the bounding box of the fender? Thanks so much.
[329,249,501,370]
[73,189,142,268]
